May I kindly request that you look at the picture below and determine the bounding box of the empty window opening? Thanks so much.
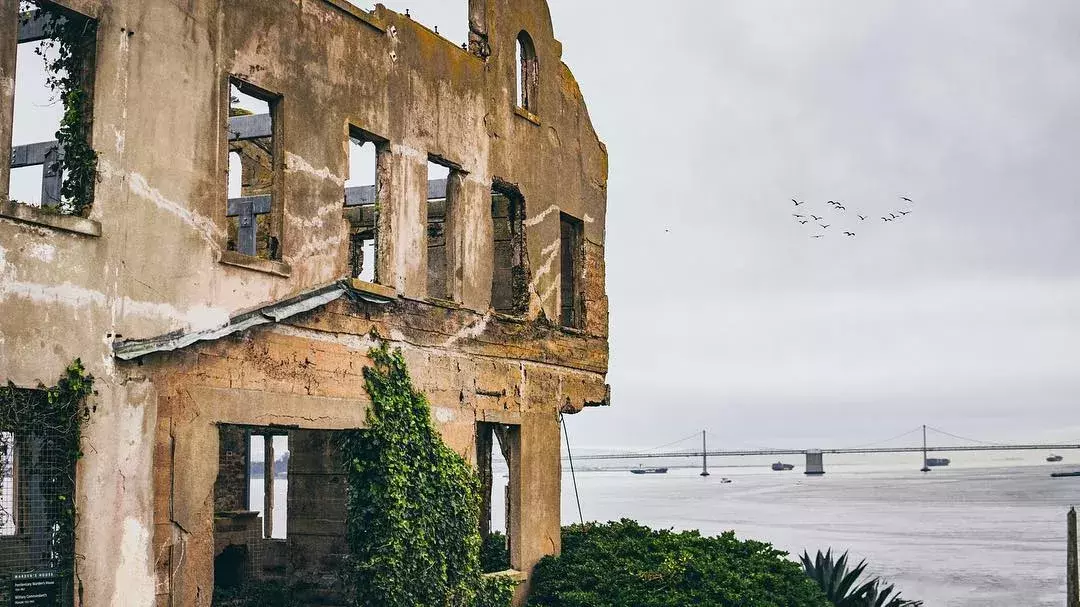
[559,213,584,329]
[426,159,452,299]
[516,31,538,113]
[0,432,13,537]
[227,80,279,259]
[214,427,349,602]
[344,129,380,283]
[9,3,98,214]
[477,423,519,572]
[490,184,527,315]
[248,433,289,540]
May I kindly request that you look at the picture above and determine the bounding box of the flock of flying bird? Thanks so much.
[790,196,915,239]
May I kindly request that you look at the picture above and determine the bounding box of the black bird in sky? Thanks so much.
[844,231,856,237]
[811,215,823,221]
[793,213,806,218]
[901,196,913,203]
[793,199,805,206]
[882,216,892,222]
[819,224,830,229]
[899,210,912,216]
[811,235,825,239]
[858,215,867,221]
[799,220,809,224]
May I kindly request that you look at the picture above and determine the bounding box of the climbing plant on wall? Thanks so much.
[0,360,94,593]
[340,340,516,607]
[23,1,98,216]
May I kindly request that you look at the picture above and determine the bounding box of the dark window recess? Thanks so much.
[344,129,379,283]
[213,427,348,603]
[226,80,279,259]
[516,31,538,113]
[9,3,98,215]
[559,213,584,329]
[426,160,452,299]
[490,186,527,315]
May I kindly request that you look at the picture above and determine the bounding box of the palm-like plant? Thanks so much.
[800,549,923,607]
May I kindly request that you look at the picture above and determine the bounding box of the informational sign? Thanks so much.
[10,571,59,607]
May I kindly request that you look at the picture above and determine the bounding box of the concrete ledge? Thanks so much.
[513,106,541,126]
[219,251,292,278]
[321,0,385,32]
[346,278,397,299]
[0,200,102,237]
[483,569,527,583]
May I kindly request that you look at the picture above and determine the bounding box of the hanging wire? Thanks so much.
[645,430,706,453]
[560,412,584,525]
[842,426,925,450]
[926,425,1004,446]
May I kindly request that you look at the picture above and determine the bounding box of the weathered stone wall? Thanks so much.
[0,0,608,604]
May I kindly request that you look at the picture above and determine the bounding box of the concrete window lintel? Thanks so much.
[0,200,102,237]
[219,250,292,278]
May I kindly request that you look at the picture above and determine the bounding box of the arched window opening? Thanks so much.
[516,31,538,113]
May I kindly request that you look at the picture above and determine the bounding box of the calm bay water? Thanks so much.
[560,453,1079,606]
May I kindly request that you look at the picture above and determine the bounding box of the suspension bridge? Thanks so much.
[567,425,1080,475]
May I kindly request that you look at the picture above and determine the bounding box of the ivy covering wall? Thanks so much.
[340,341,515,607]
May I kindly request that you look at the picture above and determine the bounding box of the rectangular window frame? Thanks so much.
[559,212,584,329]
[426,155,466,302]
[224,77,285,265]
[476,422,522,571]
[246,428,290,541]
[2,1,101,233]
[344,124,389,285]
[490,180,528,316]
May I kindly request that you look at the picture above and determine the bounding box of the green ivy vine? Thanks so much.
[24,1,98,216]
[340,340,516,607]
[0,360,94,594]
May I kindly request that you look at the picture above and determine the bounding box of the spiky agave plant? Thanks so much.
[800,549,922,607]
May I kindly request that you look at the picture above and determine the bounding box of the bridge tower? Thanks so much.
[805,450,825,475]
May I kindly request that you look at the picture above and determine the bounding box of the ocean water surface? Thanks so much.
[558,454,1078,606]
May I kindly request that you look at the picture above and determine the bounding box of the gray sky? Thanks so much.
[13,1,1080,450]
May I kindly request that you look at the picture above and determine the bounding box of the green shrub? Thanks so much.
[481,531,512,573]
[527,520,830,607]
[340,341,513,607]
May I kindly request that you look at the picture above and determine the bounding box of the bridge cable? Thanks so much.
[560,412,584,525]
[842,426,924,450]
[704,431,786,453]
[643,430,708,453]
[926,425,1003,446]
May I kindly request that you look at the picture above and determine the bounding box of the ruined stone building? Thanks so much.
[0,0,608,604]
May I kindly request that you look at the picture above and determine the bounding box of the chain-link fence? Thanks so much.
[0,429,76,606]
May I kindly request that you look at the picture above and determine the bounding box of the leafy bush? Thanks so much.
[527,520,830,607]
[340,342,513,607]
[801,550,922,607]
[481,531,512,573]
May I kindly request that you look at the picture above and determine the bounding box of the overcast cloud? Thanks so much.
[15,1,1079,450]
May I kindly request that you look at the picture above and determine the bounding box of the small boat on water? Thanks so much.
[1051,471,1080,478]
[719,478,732,484]
[1048,454,1064,463]
[630,466,668,475]
[771,462,795,471]
[924,458,950,467]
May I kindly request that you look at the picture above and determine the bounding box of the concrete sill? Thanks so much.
[513,106,541,126]
[219,251,292,278]
[492,311,528,324]
[558,325,588,337]
[321,0,385,32]
[346,278,397,299]
[425,296,462,310]
[0,200,102,237]
[483,569,526,583]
